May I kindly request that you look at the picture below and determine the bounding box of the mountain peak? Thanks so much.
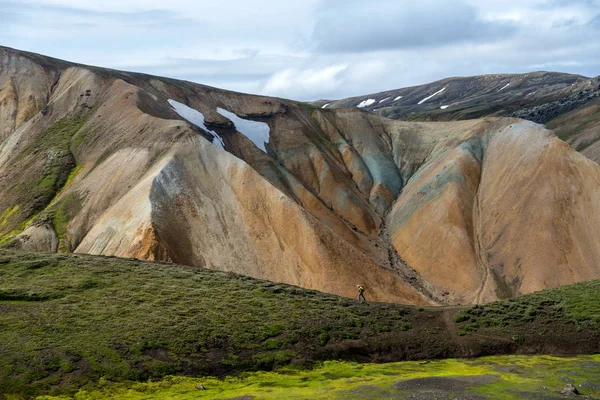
[2,48,600,306]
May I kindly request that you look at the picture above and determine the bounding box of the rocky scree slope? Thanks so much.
[2,46,600,305]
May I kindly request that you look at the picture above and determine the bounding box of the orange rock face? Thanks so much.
[2,46,600,305]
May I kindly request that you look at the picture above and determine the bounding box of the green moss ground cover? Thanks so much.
[33,355,600,399]
[453,279,600,335]
[1,249,599,399]
[0,114,88,245]
[0,250,413,398]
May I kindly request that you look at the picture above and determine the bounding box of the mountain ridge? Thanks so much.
[2,47,600,305]
[311,71,600,122]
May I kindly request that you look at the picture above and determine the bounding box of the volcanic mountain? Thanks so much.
[2,46,600,305]
[313,72,600,123]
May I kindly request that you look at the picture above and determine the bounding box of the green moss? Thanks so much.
[60,166,82,194]
[48,192,83,252]
[28,115,88,208]
[31,355,600,399]
[296,101,318,114]
[491,268,514,300]
[0,115,89,247]
[0,250,415,397]
[2,251,600,398]
[0,213,37,247]
[0,205,19,227]
[263,339,281,350]
[454,279,600,332]
[2,114,89,243]
[453,311,470,323]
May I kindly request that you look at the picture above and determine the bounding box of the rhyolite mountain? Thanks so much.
[2,46,600,306]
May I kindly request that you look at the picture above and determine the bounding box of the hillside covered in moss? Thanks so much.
[1,250,599,398]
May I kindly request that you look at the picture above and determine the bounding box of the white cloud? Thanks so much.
[1,0,599,101]
[263,64,348,99]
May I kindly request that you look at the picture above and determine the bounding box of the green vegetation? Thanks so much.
[0,250,414,398]
[454,280,600,333]
[26,114,88,212]
[1,250,599,399]
[297,101,318,114]
[0,114,89,245]
[47,192,83,252]
[35,355,600,399]
[0,213,37,247]
[0,205,20,227]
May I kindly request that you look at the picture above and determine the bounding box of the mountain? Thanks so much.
[546,96,600,164]
[2,46,600,305]
[312,72,600,122]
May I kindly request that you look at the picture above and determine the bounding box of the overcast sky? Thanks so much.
[1,0,600,100]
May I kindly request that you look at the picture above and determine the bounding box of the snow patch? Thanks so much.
[499,83,510,92]
[217,107,270,152]
[168,99,224,149]
[440,105,450,110]
[418,87,446,105]
[394,96,403,101]
[322,103,330,109]
[379,97,391,104]
[357,99,376,108]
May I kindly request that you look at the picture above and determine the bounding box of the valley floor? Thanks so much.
[37,355,600,399]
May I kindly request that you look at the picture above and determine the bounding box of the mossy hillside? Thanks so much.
[0,205,20,227]
[0,205,24,245]
[0,115,88,244]
[36,355,600,400]
[0,213,37,247]
[453,279,600,335]
[52,193,83,252]
[2,250,600,399]
[24,114,88,211]
[0,250,414,398]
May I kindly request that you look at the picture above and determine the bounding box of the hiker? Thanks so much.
[356,284,366,303]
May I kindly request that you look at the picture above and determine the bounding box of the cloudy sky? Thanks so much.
[1,0,600,100]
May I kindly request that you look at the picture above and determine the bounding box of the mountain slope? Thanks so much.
[312,72,600,122]
[547,96,600,163]
[2,47,600,305]
[1,250,600,397]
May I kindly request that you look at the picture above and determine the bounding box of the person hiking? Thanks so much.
[356,285,366,303]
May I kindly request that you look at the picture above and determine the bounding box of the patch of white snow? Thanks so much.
[357,99,376,108]
[394,96,403,101]
[168,99,224,149]
[217,107,270,152]
[440,105,450,110]
[322,103,330,109]
[499,83,510,92]
[418,87,446,105]
[379,97,391,104]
